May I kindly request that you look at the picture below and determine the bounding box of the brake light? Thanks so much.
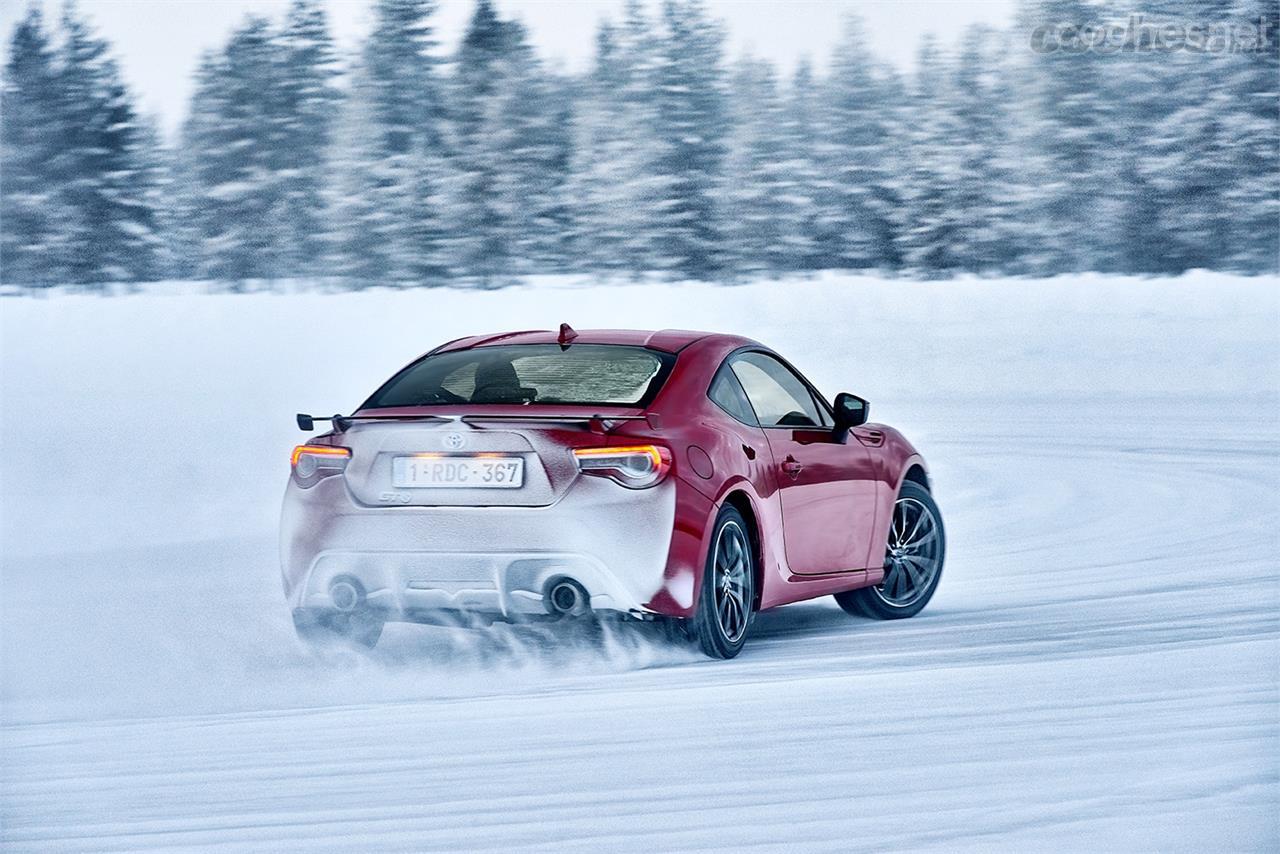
[291,445,350,486]
[573,445,671,489]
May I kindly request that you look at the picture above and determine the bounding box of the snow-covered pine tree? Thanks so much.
[1,6,69,286]
[1128,0,1272,273]
[275,0,340,279]
[777,59,826,273]
[51,3,163,286]
[721,57,798,276]
[339,0,449,286]
[819,16,904,272]
[1089,1,1170,274]
[326,64,390,286]
[448,0,504,285]
[450,0,515,285]
[1019,0,1120,274]
[650,0,729,280]
[451,1,570,285]
[1222,0,1279,271]
[567,2,667,277]
[182,18,287,285]
[491,57,575,275]
[898,35,967,276]
[567,21,626,275]
[948,25,1025,274]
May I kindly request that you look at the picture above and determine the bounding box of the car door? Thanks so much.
[729,351,878,575]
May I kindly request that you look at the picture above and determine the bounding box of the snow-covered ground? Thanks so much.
[2,274,1278,851]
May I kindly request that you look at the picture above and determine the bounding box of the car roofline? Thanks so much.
[429,328,720,355]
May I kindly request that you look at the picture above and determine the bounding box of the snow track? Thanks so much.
[2,276,1277,850]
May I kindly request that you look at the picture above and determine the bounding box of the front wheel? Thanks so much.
[836,481,945,620]
[692,505,756,658]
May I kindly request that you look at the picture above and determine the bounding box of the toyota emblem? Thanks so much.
[443,432,465,450]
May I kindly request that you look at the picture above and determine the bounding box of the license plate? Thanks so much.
[392,456,524,489]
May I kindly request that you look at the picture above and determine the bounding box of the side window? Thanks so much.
[730,352,825,429]
[812,389,834,428]
[708,365,759,426]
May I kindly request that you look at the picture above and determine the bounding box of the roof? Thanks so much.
[432,328,722,355]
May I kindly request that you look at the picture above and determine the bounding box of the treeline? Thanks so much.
[2,0,1277,289]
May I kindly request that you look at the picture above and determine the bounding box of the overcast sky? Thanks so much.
[1,0,1015,136]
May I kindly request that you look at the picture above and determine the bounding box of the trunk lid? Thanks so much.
[338,406,643,508]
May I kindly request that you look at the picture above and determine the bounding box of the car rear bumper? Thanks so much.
[280,474,682,619]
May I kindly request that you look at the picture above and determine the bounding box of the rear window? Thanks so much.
[363,344,676,409]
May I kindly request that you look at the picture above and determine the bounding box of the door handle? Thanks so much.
[781,456,803,478]
[854,429,884,447]
[741,444,756,460]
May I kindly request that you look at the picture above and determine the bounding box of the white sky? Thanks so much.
[1,0,1015,136]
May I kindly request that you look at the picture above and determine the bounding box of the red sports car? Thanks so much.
[283,326,944,658]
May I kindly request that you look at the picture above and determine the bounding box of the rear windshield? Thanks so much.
[363,344,676,409]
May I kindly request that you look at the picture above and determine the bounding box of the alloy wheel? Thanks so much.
[874,496,941,608]
[712,520,750,643]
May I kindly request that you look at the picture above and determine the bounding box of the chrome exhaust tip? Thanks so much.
[329,578,363,612]
[545,578,589,616]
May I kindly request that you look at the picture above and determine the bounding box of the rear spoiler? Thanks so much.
[296,412,657,433]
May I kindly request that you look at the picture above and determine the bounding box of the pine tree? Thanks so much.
[490,60,575,273]
[450,0,516,284]
[650,0,728,279]
[819,16,904,271]
[182,18,286,284]
[49,3,163,285]
[898,35,967,276]
[948,25,1025,273]
[1126,0,1278,273]
[1222,0,1279,271]
[451,2,570,285]
[722,57,801,276]
[777,59,826,273]
[1,6,68,286]
[275,0,340,277]
[331,0,449,286]
[1019,0,1120,273]
[568,3,666,276]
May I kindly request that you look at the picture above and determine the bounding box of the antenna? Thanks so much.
[557,323,578,349]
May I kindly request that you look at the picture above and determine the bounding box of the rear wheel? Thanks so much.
[836,481,944,620]
[692,506,755,658]
[292,608,384,650]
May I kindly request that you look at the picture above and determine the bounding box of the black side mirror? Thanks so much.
[833,392,869,436]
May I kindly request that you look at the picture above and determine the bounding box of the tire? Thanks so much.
[836,480,945,620]
[692,505,756,658]
[293,608,384,649]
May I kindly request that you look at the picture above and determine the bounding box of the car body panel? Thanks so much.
[763,425,879,574]
[282,328,930,625]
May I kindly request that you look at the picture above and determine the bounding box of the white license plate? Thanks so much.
[392,456,524,489]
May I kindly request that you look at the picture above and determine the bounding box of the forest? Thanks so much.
[1,0,1276,290]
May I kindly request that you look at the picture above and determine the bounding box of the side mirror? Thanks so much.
[833,393,869,435]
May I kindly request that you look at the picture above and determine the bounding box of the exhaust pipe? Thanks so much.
[329,578,363,612]
[545,578,589,617]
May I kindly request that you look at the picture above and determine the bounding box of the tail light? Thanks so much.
[291,445,350,487]
[573,445,671,489]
